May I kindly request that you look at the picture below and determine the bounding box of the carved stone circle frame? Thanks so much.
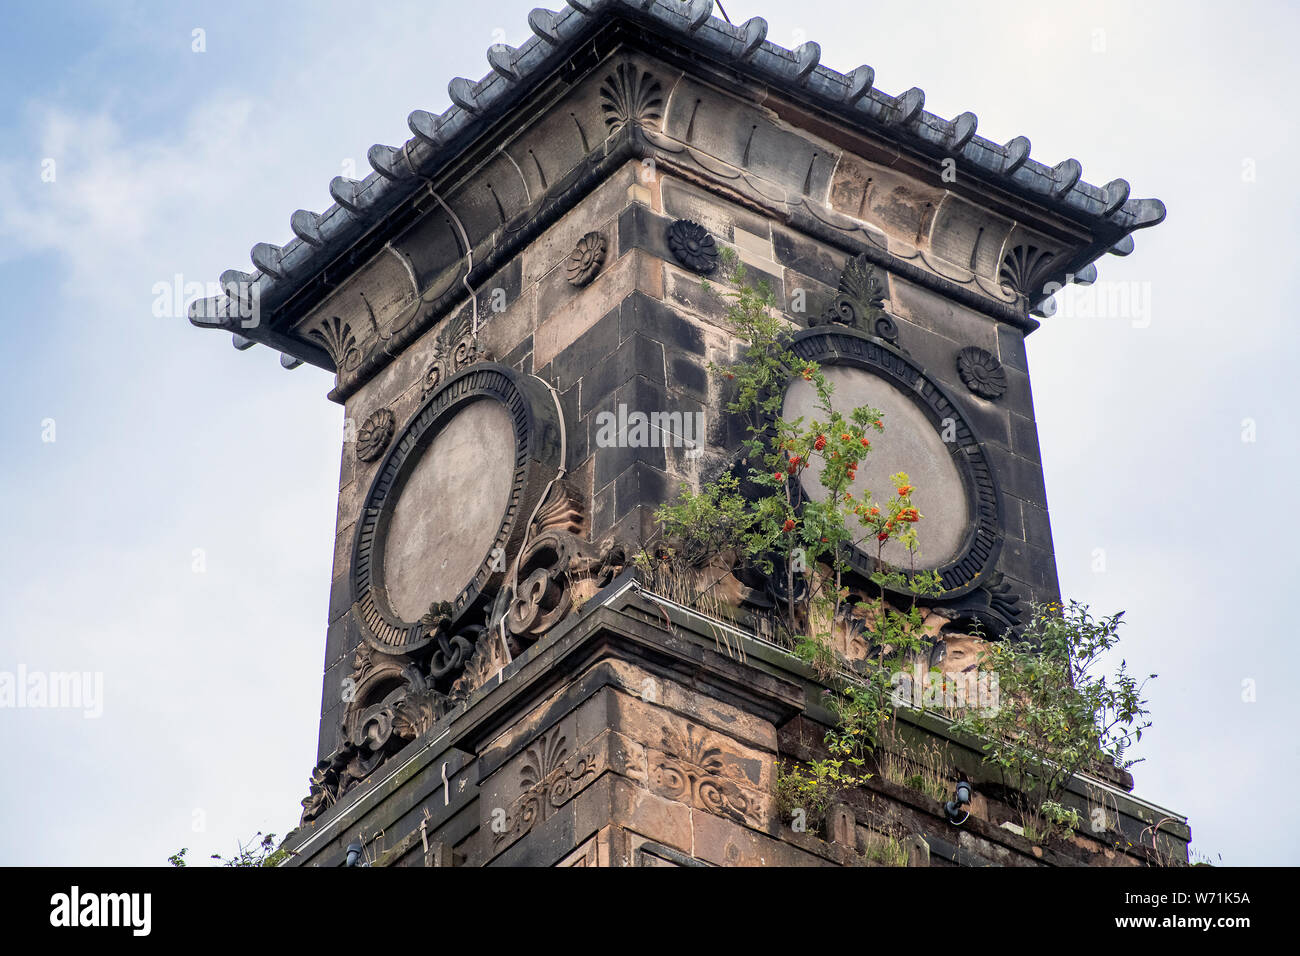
[349,362,563,654]
[782,326,1005,597]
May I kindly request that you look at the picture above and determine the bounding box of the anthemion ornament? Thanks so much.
[666,219,719,275]
[598,63,665,132]
[355,407,396,461]
[811,252,899,346]
[565,231,607,287]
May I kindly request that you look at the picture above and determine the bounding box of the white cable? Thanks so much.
[420,178,478,341]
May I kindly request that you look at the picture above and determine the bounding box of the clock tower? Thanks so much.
[191,0,1188,866]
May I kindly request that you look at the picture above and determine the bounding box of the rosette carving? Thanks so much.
[565,231,607,287]
[355,407,395,462]
[666,219,719,275]
[956,346,1007,400]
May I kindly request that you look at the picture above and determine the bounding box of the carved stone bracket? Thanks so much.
[301,643,454,823]
[506,530,625,645]
[493,478,624,648]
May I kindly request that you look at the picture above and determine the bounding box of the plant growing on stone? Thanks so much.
[654,251,938,690]
[862,828,909,867]
[1039,799,1082,842]
[650,250,956,815]
[951,600,1154,841]
[773,758,837,832]
[877,736,950,803]
[168,831,289,867]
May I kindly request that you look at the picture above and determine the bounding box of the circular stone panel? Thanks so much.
[784,366,970,570]
[381,398,516,622]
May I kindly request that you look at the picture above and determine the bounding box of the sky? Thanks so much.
[0,0,1295,866]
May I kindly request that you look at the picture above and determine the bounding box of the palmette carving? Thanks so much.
[599,63,664,133]
[650,723,764,827]
[421,314,493,399]
[304,314,361,371]
[492,729,602,850]
[999,244,1056,302]
[810,253,898,346]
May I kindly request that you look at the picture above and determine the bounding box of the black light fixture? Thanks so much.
[345,842,365,867]
[945,780,972,825]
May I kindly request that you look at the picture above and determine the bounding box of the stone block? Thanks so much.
[1008,412,1043,463]
[579,333,666,417]
[1020,498,1055,553]
[614,462,670,523]
[600,775,694,855]
[690,808,831,867]
[888,275,999,356]
[533,250,661,370]
[620,292,706,355]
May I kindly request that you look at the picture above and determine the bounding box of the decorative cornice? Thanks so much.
[188,0,1164,384]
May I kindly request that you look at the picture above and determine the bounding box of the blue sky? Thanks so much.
[1,0,1296,865]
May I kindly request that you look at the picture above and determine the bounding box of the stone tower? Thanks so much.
[191,0,1188,866]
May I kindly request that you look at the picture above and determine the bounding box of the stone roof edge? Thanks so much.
[189,0,1166,370]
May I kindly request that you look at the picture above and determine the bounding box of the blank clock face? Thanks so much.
[380,398,517,622]
[784,365,970,571]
